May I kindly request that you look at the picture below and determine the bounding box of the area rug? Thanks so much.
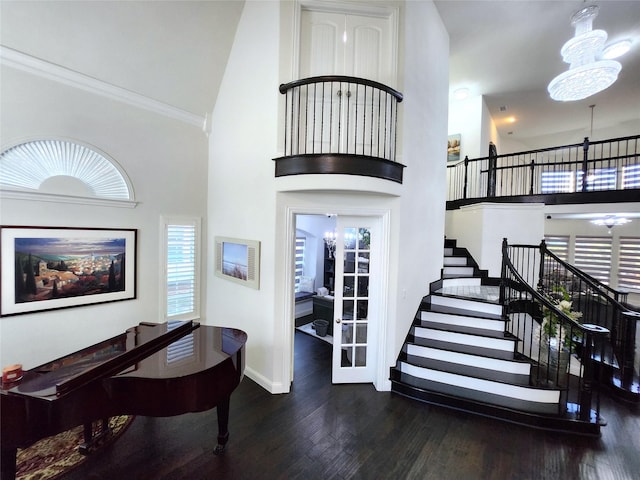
[296,322,333,345]
[16,415,134,480]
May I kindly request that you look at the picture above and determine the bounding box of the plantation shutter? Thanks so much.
[618,237,640,292]
[574,235,612,285]
[165,219,200,320]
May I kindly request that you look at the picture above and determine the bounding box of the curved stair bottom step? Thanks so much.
[393,369,559,415]
[390,379,603,437]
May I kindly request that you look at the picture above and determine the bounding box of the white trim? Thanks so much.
[283,204,391,392]
[0,46,206,129]
[0,189,137,208]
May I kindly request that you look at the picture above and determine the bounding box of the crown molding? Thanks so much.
[0,46,206,129]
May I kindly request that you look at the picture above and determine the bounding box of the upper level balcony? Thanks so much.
[447,135,640,209]
[274,75,405,184]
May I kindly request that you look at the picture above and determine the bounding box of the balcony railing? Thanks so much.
[447,135,640,204]
[274,75,405,183]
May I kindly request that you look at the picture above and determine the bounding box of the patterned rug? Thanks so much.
[16,416,134,480]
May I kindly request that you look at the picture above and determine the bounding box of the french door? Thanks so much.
[332,216,380,383]
[298,9,395,155]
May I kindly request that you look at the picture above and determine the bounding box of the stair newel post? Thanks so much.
[578,324,608,421]
[537,240,547,293]
[500,238,508,305]
[463,155,469,199]
[581,137,590,192]
[620,311,639,388]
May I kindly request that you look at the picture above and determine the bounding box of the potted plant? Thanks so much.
[540,286,583,380]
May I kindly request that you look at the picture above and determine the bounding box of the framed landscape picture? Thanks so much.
[214,236,260,290]
[447,134,461,163]
[0,226,137,316]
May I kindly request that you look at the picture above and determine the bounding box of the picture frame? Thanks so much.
[214,236,260,290]
[448,134,461,163]
[1,226,137,317]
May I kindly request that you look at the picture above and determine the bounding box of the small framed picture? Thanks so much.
[214,236,260,290]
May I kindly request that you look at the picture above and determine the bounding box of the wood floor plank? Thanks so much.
[63,330,640,480]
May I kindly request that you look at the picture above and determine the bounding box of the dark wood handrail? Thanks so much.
[279,75,403,102]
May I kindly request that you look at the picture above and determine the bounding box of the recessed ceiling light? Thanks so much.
[506,116,516,123]
[453,88,470,100]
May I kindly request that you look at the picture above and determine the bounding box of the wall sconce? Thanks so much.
[324,231,337,258]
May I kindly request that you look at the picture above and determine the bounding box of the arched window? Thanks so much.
[0,139,134,201]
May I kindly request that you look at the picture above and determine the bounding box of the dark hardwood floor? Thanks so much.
[66,330,640,480]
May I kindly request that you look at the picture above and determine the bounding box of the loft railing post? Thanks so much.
[529,159,535,195]
[463,155,469,199]
[581,136,590,192]
[487,142,497,197]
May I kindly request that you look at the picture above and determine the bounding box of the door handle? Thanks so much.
[336,318,341,324]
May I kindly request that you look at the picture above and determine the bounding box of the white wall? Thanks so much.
[0,65,208,369]
[446,203,546,277]
[206,1,281,391]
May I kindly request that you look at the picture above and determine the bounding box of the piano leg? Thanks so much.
[1,446,17,480]
[214,395,230,455]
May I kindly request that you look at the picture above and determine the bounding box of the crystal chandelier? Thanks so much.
[591,215,631,233]
[548,4,622,102]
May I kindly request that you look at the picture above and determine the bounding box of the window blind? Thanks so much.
[295,237,306,292]
[544,235,570,261]
[618,236,640,292]
[574,235,612,285]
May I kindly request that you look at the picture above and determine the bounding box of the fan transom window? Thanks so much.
[0,140,132,200]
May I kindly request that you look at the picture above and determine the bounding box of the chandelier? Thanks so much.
[324,231,337,259]
[591,215,631,233]
[548,4,622,102]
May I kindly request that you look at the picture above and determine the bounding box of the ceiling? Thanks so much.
[1,1,638,150]
[434,0,640,148]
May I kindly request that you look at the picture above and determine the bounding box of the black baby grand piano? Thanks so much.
[0,320,247,480]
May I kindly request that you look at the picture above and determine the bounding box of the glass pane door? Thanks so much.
[332,216,378,383]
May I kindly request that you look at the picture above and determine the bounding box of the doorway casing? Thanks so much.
[280,202,391,392]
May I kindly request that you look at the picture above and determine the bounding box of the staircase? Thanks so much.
[390,239,602,436]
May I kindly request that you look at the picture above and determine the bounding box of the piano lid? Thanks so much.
[2,320,197,399]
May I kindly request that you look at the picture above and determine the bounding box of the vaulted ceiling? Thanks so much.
[1,1,638,149]
[435,0,640,148]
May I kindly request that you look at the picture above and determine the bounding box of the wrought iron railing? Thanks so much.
[448,135,640,202]
[500,239,617,423]
[278,75,403,162]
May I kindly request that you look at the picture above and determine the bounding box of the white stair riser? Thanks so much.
[441,277,481,288]
[444,247,454,256]
[442,266,475,276]
[414,327,514,352]
[407,344,530,375]
[430,295,502,315]
[399,362,559,404]
[421,311,503,332]
[444,256,468,266]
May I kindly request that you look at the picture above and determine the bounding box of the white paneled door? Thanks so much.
[298,9,396,155]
